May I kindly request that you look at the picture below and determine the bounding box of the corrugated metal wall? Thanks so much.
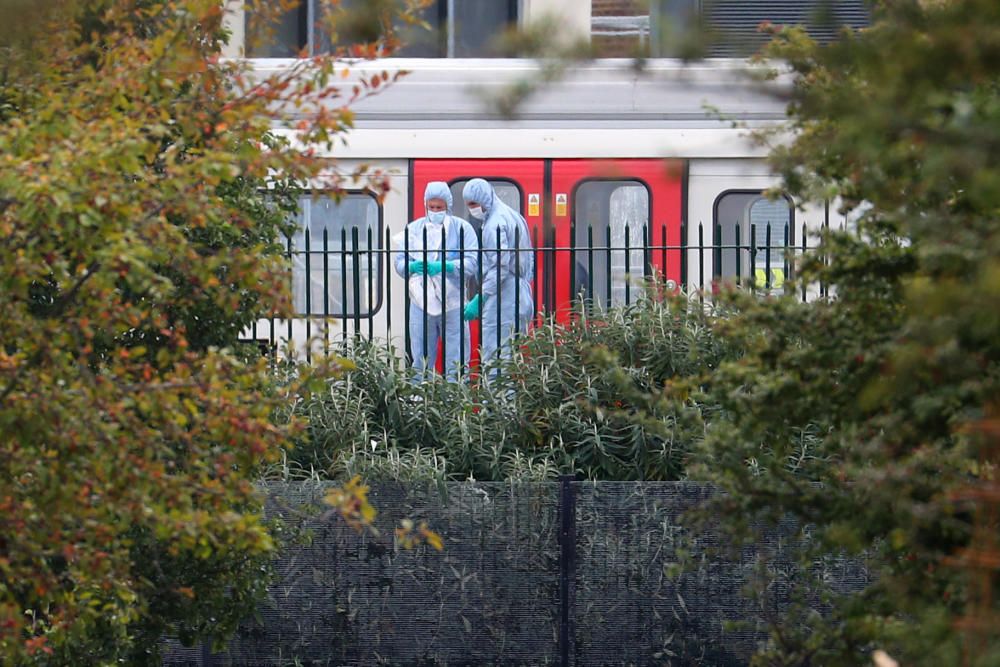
[703,0,870,56]
[590,0,871,58]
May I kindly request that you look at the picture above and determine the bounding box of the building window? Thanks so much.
[573,180,649,309]
[713,190,793,290]
[289,192,382,317]
[591,0,870,58]
[591,0,655,58]
[447,0,518,57]
[245,3,307,58]
[246,0,518,58]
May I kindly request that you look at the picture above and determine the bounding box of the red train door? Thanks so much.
[548,159,683,322]
[409,159,683,370]
[411,159,545,371]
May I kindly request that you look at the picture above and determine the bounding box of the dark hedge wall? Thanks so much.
[165,482,868,666]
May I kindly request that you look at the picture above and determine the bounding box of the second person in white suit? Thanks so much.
[461,178,534,376]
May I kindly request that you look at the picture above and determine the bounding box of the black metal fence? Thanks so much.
[243,221,824,364]
[163,481,869,666]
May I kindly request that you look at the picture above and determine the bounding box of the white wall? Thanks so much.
[221,0,244,58]
[521,0,592,45]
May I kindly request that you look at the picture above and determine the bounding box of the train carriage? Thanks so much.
[246,58,828,361]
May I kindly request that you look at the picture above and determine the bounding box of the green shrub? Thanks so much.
[277,288,741,483]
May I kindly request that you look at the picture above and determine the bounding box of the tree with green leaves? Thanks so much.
[665,1,1000,664]
[0,0,421,662]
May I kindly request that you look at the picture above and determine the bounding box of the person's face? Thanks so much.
[426,198,447,212]
[465,199,486,220]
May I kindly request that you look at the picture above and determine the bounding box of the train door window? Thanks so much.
[448,179,522,238]
[713,191,793,289]
[290,192,382,317]
[572,180,649,309]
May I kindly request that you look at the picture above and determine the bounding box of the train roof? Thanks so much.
[249,57,791,130]
[249,58,793,159]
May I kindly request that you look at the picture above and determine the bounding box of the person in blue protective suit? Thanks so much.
[461,178,534,374]
[394,181,479,381]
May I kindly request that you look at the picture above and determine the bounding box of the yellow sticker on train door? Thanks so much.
[528,193,539,216]
[555,193,567,217]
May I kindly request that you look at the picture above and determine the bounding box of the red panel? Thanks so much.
[412,160,545,372]
[407,159,683,368]
[549,159,683,322]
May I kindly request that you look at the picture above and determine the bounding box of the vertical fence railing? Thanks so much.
[248,222,826,367]
[558,475,577,667]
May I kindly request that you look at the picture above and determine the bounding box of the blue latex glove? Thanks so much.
[424,260,444,276]
[444,260,459,273]
[408,260,425,275]
[463,295,481,321]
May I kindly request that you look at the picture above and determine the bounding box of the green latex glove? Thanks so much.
[408,260,425,275]
[424,260,444,276]
[444,259,460,273]
[463,295,481,321]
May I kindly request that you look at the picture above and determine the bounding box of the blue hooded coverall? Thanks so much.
[461,179,534,373]
[394,182,479,381]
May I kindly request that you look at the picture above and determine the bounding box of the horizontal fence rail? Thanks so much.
[244,221,828,366]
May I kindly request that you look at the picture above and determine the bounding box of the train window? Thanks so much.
[713,191,793,289]
[448,179,522,237]
[289,192,382,317]
[572,180,649,309]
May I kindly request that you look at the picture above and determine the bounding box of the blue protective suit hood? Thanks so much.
[461,179,495,216]
[424,181,453,212]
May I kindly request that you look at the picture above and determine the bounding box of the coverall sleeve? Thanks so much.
[480,218,511,298]
[394,222,414,278]
[460,220,479,279]
[394,247,409,278]
[519,217,535,283]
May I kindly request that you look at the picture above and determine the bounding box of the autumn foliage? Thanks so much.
[0,0,417,662]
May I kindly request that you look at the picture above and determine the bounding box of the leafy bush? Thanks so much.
[0,0,419,662]
[673,1,1000,663]
[277,288,741,483]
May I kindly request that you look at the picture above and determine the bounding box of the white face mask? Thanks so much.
[426,210,446,225]
[467,205,485,220]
